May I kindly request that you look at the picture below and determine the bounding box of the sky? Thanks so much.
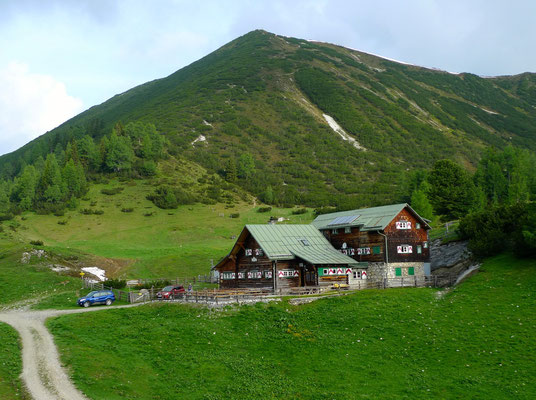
[1,0,535,156]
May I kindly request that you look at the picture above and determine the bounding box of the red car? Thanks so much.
[156,285,185,300]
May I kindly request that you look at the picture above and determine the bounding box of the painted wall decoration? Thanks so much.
[397,245,413,254]
[245,249,252,256]
[254,248,264,256]
[278,270,299,278]
[237,272,245,279]
[396,221,412,230]
[265,270,272,279]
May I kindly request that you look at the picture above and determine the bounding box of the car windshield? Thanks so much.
[162,286,174,291]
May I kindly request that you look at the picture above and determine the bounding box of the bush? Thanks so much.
[0,213,14,221]
[105,279,127,289]
[257,206,272,213]
[144,211,154,217]
[292,208,308,215]
[147,186,197,209]
[458,203,528,258]
[53,210,65,217]
[230,213,240,218]
[134,279,172,289]
[80,209,104,215]
[101,187,124,196]
[30,240,43,246]
[121,208,134,213]
[58,220,68,225]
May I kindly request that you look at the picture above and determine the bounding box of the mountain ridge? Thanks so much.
[1,29,535,208]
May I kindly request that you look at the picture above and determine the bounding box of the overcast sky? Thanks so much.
[1,0,535,156]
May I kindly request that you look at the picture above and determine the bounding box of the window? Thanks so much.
[357,247,371,255]
[395,268,402,277]
[395,221,411,230]
[397,245,413,254]
[245,249,252,256]
[417,245,422,254]
[300,239,310,246]
[353,271,361,279]
[331,228,338,234]
[372,246,381,255]
[344,227,352,234]
[222,272,236,280]
[265,270,272,279]
[423,242,429,249]
[254,248,264,256]
[416,223,421,229]
[323,269,328,275]
[237,272,245,279]
[408,267,415,276]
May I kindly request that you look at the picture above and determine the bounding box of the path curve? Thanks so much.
[0,303,144,400]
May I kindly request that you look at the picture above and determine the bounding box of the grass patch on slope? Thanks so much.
[0,323,26,399]
[0,237,81,307]
[13,180,314,278]
[48,253,536,399]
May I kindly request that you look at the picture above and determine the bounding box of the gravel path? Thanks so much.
[0,303,143,400]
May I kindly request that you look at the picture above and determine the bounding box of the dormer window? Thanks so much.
[331,228,338,234]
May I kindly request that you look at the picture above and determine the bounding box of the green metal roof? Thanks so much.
[246,224,358,266]
[312,203,429,231]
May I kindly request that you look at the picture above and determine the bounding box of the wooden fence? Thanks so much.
[82,273,458,305]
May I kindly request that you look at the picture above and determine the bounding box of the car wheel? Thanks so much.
[83,301,90,308]
[105,299,112,306]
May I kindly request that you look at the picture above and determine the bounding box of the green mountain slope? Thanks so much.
[2,30,535,207]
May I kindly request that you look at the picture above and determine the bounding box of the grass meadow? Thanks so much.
[0,323,26,399]
[9,180,315,279]
[47,254,536,400]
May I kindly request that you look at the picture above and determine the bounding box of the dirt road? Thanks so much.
[0,303,143,400]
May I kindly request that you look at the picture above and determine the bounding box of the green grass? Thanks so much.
[0,237,81,307]
[48,253,536,399]
[0,323,26,399]
[10,182,315,278]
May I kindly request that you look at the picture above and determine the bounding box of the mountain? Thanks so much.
[2,30,536,208]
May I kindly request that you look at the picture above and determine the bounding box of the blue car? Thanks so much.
[77,290,115,307]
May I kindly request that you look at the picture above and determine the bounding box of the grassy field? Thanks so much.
[47,253,536,399]
[0,323,26,399]
[8,180,315,279]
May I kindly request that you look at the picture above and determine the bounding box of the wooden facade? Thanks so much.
[214,225,359,290]
[320,206,430,265]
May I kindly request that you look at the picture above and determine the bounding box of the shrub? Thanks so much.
[0,213,14,221]
[292,208,308,215]
[121,208,134,213]
[147,186,197,209]
[101,187,124,196]
[230,213,240,218]
[57,220,68,225]
[105,279,127,289]
[80,209,104,215]
[90,201,97,207]
[144,212,154,217]
[257,206,272,213]
[53,210,65,217]
[30,240,43,246]
[93,209,104,215]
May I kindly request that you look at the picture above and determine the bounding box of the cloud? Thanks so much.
[0,62,83,155]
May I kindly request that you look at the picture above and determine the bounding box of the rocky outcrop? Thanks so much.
[430,239,473,276]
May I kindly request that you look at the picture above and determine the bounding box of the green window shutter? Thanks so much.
[395,267,402,277]
[373,246,381,255]
[408,267,415,276]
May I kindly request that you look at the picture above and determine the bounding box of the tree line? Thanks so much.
[0,121,166,216]
[408,146,536,258]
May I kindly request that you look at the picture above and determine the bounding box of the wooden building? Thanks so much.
[213,224,362,290]
[312,203,431,280]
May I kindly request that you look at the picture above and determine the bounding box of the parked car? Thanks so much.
[156,285,185,300]
[77,290,115,307]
